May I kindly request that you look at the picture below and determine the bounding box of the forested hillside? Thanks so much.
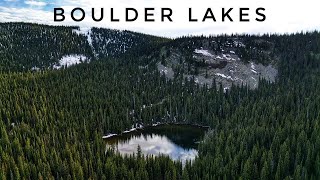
[0,23,166,72]
[91,27,168,58]
[0,23,319,179]
[0,23,93,71]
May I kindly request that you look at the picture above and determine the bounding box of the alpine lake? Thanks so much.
[104,124,208,164]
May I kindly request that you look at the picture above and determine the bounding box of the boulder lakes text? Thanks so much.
[54,7,266,22]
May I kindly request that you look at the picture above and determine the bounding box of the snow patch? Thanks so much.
[152,122,161,126]
[124,124,144,133]
[223,87,230,93]
[215,73,233,80]
[250,62,258,73]
[102,134,117,139]
[54,55,88,69]
[251,62,256,70]
[194,49,214,57]
[251,69,258,74]
[103,124,144,139]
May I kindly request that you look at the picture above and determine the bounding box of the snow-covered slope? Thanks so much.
[53,55,89,69]
[71,27,164,59]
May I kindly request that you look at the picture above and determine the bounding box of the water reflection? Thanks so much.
[105,125,207,164]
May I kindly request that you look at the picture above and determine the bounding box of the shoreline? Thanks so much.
[102,122,210,139]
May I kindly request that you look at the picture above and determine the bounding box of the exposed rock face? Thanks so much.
[157,39,278,90]
[157,63,175,80]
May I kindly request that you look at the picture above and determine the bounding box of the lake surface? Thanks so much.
[105,124,207,164]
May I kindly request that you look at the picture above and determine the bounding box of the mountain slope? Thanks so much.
[0,23,93,71]
[152,35,279,89]
[0,22,168,72]
[0,23,320,179]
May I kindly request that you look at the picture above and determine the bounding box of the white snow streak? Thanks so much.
[73,27,93,46]
[73,27,98,57]
[215,73,233,80]
[194,49,214,57]
[250,62,258,73]
[102,134,117,139]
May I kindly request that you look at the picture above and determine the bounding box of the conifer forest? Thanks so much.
[0,22,319,179]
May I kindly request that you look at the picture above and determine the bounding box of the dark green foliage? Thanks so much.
[91,27,168,59]
[0,23,319,179]
[0,23,167,72]
[0,22,93,71]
